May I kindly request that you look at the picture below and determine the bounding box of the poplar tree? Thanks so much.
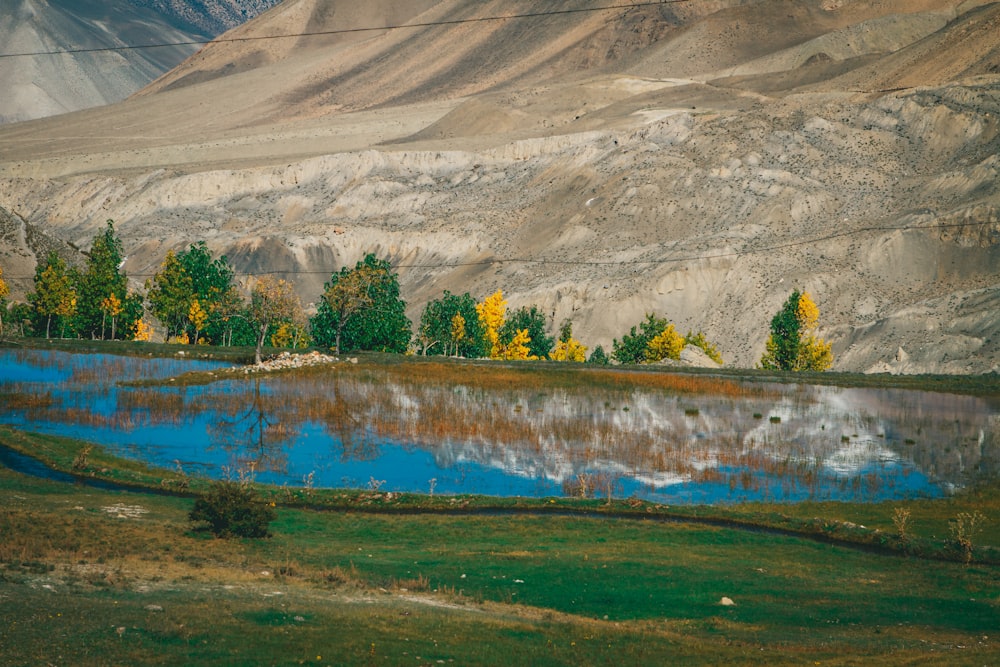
[645,324,684,362]
[612,313,670,365]
[476,290,507,359]
[550,320,587,362]
[501,305,553,359]
[74,220,140,339]
[147,243,238,344]
[416,291,486,357]
[147,251,193,339]
[29,252,77,339]
[760,290,833,371]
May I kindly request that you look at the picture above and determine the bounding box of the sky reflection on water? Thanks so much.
[2,349,997,503]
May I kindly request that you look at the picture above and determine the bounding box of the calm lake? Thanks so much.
[2,348,998,503]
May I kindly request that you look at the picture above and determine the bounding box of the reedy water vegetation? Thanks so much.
[2,341,999,664]
[3,342,997,504]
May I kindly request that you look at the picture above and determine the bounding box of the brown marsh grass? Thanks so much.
[5,350,994,500]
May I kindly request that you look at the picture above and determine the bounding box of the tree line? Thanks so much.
[0,221,832,370]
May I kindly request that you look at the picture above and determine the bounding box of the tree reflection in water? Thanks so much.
[1,350,998,502]
[207,378,295,476]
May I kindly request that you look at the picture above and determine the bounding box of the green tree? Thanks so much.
[8,302,35,337]
[29,252,77,339]
[146,250,192,339]
[760,290,833,371]
[588,344,610,365]
[612,313,670,365]
[310,254,411,354]
[500,305,553,360]
[74,220,140,339]
[416,291,487,357]
[180,242,236,343]
[147,243,238,344]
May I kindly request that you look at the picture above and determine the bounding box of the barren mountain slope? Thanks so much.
[137,0,719,123]
[0,0,280,123]
[0,0,998,373]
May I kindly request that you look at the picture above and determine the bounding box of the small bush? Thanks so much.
[189,479,276,538]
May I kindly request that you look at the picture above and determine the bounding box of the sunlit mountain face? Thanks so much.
[3,349,997,503]
[0,0,280,123]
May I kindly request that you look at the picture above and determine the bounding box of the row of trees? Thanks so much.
[0,221,833,370]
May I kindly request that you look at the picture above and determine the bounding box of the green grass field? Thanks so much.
[2,433,998,666]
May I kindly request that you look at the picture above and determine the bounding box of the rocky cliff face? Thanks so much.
[1,0,998,373]
[134,0,280,36]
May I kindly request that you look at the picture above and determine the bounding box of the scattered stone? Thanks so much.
[144,604,164,612]
[720,597,736,606]
[101,504,149,519]
[239,350,339,373]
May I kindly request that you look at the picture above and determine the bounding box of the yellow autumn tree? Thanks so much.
[684,331,723,365]
[645,324,685,362]
[100,292,123,341]
[270,321,309,349]
[450,312,466,356]
[250,276,303,364]
[501,328,535,360]
[189,298,208,345]
[133,318,154,342]
[550,337,588,362]
[795,291,833,371]
[550,319,587,362]
[476,290,507,359]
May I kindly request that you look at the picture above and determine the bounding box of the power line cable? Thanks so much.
[0,0,690,59]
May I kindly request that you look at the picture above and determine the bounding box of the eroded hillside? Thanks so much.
[0,0,998,372]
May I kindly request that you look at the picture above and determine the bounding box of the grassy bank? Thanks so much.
[3,425,999,564]
[3,425,999,562]
[2,456,998,665]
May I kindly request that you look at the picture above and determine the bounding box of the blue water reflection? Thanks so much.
[2,348,998,503]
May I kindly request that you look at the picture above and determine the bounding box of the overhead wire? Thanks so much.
[0,0,690,59]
